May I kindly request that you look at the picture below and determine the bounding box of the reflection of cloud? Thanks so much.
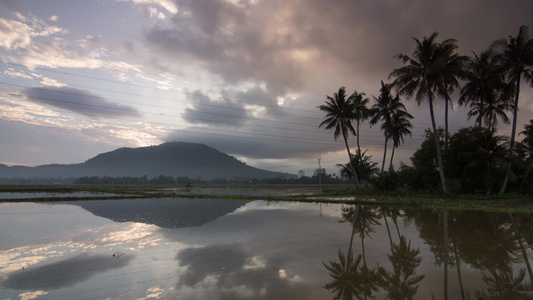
[19,290,48,300]
[2,253,133,291]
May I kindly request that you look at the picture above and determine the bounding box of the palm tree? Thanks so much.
[336,150,378,182]
[438,40,469,148]
[318,87,362,189]
[388,108,414,171]
[519,119,533,189]
[459,49,511,131]
[492,25,533,194]
[390,32,460,194]
[369,81,411,174]
[352,90,371,156]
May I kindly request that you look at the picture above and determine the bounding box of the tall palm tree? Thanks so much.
[492,25,533,194]
[352,90,371,156]
[438,40,469,148]
[519,119,533,189]
[318,87,362,189]
[390,32,459,194]
[369,81,411,174]
[459,49,511,131]
[388,108,414,171]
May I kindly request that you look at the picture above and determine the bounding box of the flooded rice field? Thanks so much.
[1,197,532,299]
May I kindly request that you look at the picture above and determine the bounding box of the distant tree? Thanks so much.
[318,87,361,189]
[492,25,533,194]
[447,127,507,194]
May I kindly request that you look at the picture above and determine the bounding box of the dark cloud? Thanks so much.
[181,90,252,127]
[23,86,141,118]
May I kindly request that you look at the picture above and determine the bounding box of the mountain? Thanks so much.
[0,142,295,180]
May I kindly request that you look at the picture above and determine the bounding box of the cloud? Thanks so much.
[23,86,141,118]
[142,0,533,98]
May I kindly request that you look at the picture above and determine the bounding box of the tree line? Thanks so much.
[319,25,533,195]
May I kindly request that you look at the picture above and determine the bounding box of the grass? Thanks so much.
[1,184,532,213]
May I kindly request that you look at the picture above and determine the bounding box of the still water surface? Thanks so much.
[0,198,532,299]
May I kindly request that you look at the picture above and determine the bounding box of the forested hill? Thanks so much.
[1,142,295,180]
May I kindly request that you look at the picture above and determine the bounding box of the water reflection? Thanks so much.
[0,200,532,299]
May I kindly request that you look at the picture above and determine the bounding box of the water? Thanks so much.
[0,198,531,299]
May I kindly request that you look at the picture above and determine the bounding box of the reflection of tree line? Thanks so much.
[323,206,533,299]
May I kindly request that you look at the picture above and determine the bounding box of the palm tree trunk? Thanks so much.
[381,137,388,174]
[445,89,449,149]
[343,130,361,189]
[356,120,361,156]
[500,78,520,194]
[389,145,396,172]
[429,94,449,194]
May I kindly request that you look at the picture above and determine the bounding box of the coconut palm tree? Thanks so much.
[492,25,533,194]
[519,119,533,190]
[459,49,511,131]
[336,150,378,182]
[318,87,362,189]
[389,32,460,194]
[388,108,414,171]
[352,90,371,156]
[438,40,469,148]
[369,81,412,174]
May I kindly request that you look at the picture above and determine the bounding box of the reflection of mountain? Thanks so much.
[0,142,296,180]
[69,198,248,228]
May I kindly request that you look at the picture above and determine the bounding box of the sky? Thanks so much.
[1,0,533,177]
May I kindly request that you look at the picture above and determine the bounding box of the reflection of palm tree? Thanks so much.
[323,250,379,300]
[318,87,361,189]
[341,205,381,267]
[509,213,533,285]
[475,267,533,300]
[378,236,425,300]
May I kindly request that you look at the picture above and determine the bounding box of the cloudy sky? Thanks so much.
[1,0,532,176]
